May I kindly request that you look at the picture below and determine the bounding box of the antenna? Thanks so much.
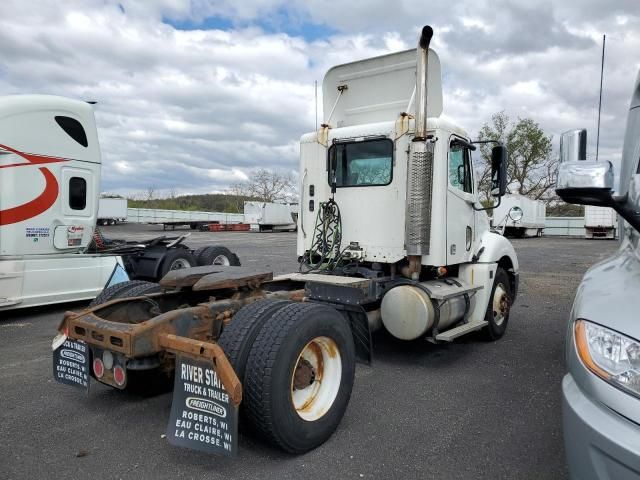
[596,34,606,161]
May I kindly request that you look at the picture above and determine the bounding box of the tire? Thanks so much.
[244,302,356,453]
[158,249,197,279]
[483,267,512,340]
[90,280,161,307]
[218,299,292,386]
[195,245,241,266]
[190,223,197,230]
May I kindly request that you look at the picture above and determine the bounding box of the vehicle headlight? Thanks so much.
[575,319,640,398]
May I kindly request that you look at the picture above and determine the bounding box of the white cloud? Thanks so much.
[0,0,638,197]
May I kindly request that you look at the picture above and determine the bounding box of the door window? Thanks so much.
[449,142,473,194]
[69,177,87,210]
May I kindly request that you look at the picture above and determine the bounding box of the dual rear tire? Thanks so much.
[219,299,356,453]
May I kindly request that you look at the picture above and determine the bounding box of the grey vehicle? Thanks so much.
[556,70,640,479]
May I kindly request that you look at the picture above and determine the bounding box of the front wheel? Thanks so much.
[483,267,512,340]
[244,302,355,453]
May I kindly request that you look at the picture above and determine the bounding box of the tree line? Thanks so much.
[127,169,296,214]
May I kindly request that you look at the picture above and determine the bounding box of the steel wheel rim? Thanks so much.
[492,283,509,326]
[212,254,230,266]
[170,258,191,270]
[290,336,342,421]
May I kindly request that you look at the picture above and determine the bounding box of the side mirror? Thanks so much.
[559,129,587,163]
[491,145,507,197]
[508,206,523,221]
[556,160,615,206]
[556,128,615,207]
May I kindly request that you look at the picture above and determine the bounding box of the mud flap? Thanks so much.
[52,336,90,394]
[167,355,238,456]
[159,334,241,456]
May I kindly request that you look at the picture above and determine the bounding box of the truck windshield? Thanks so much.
[329,138,393,187]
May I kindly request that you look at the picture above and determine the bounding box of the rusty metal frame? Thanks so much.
[158,333,242,406]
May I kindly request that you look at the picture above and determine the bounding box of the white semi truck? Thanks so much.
[52,26,519,456]
[0,96,240,311]
[0,96,122,310]
[491,194,546,237]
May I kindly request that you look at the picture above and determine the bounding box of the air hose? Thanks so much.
[300,198,342,272]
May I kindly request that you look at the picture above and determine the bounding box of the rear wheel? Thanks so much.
[244,302,355,453]
[90,280,161,307]
[158,249,196,279]
[217,299,291,383]
[483,268,512,340]
[195,245,241,266]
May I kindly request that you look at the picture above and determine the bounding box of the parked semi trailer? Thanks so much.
[53,26,519,456]
[584,205,617,239]
[0,96,240,311]
[244,201,298,231]
[126,207,244,230]
[492,194,546,237]
[97,197,127,225]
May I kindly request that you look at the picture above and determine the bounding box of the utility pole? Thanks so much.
[596,34,606,161]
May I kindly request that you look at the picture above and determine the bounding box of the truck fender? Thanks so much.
[475,230,519,272]
[467,231,520,318]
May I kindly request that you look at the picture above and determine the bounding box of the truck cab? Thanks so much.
[0,95,119,310]
[297,27,519,340]
[556,71,640,479]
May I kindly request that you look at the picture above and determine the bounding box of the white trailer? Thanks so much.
[491,194,546,237]
[126,208,244,230]
[584,205,617,239]
[97,197,127,225]
[0,95,121,310]
[243,201,297,232]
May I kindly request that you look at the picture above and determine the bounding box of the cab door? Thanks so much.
[446,137,476,264]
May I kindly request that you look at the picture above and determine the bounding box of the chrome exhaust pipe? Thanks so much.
[414,25,433,141]
[405,25,435,267]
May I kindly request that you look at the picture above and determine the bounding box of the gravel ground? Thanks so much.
[0,225,618,479]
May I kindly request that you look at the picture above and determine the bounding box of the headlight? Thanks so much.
[575,319,640,398]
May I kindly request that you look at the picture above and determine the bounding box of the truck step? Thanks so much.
[434,320,488,342]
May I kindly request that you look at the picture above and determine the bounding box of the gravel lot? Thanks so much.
[0,225,618,479]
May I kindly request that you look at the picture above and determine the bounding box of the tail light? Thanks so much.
[93,358,105,378]
[113,365,126,387]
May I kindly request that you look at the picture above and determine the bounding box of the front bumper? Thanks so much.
[562,373,640,480]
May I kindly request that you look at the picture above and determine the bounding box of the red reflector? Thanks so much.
[113,365,126,386]
[93,358,104,378]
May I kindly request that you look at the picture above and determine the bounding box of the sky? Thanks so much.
[0,0,638,197]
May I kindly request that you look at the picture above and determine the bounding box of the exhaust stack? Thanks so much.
[405,26,435,268]
[414,25,433,140]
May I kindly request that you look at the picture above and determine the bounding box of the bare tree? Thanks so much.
[145,186,156,201]
[246,169,295,203]
[226,182,250,212]
[476,112,557,203]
